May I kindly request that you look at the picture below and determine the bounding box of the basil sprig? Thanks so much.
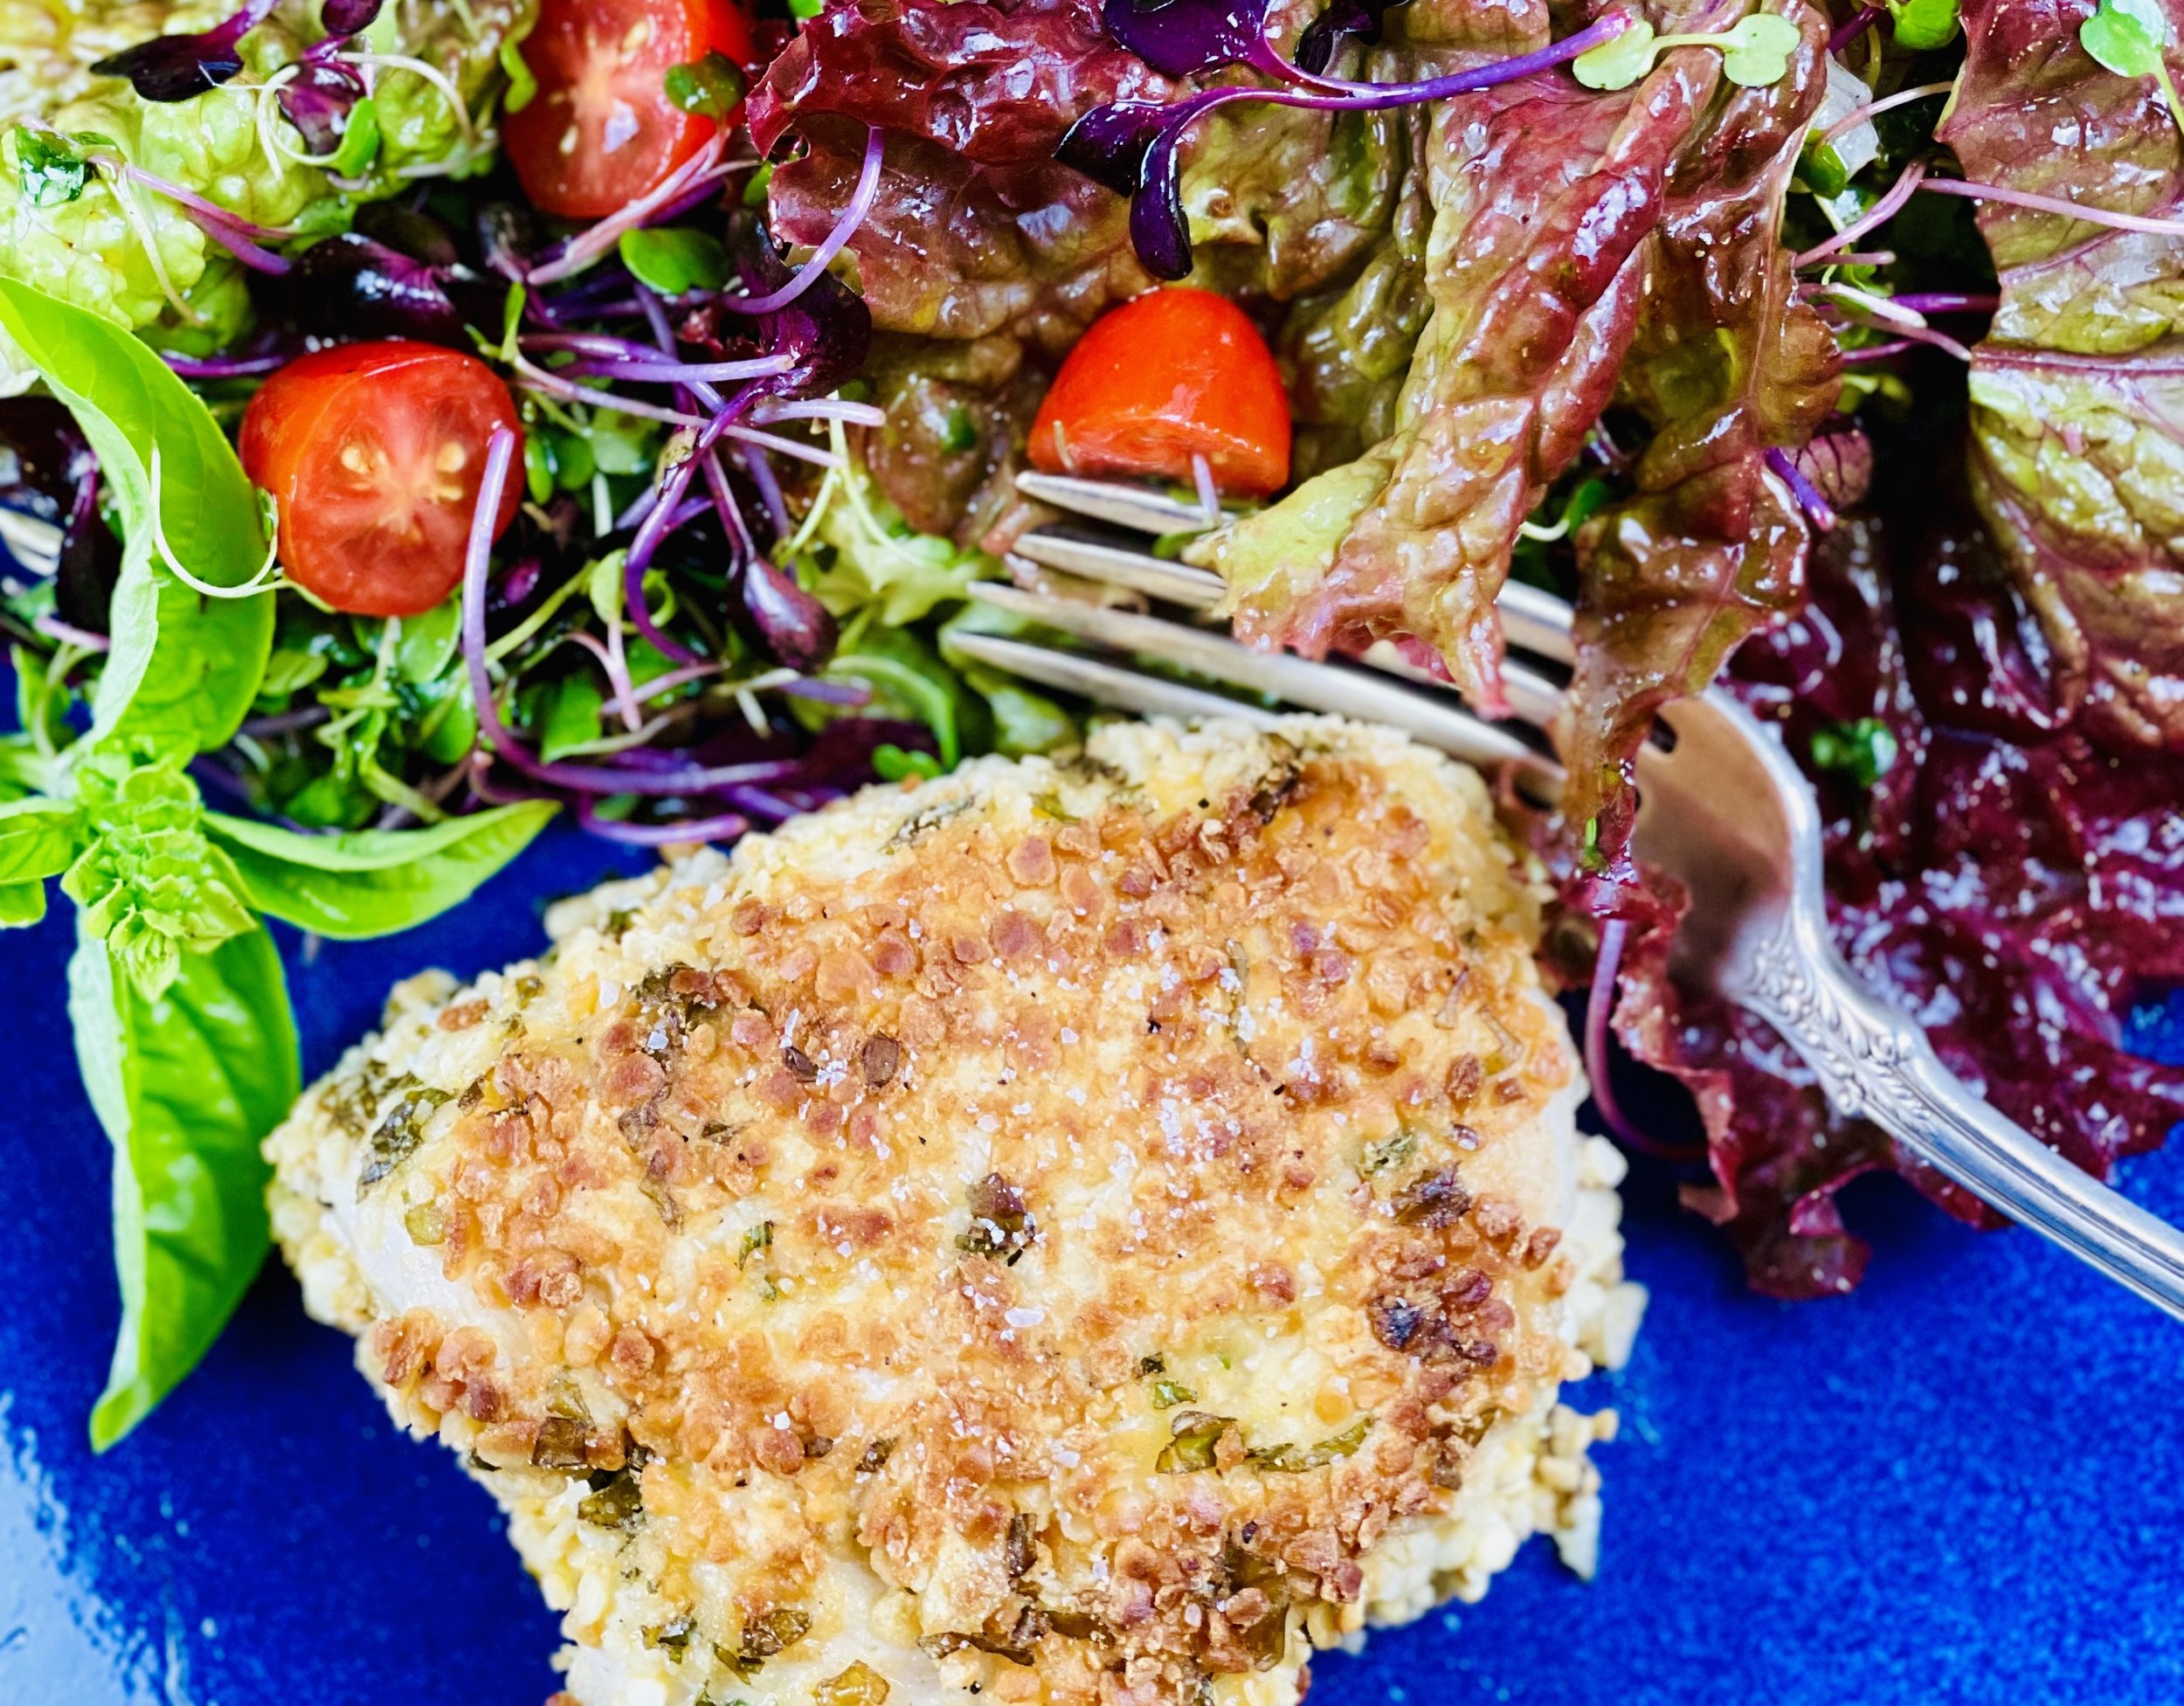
[0,279,556,1447]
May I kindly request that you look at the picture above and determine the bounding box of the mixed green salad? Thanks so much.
[3,0,2182,1441]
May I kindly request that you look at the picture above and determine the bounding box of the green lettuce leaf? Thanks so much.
[70,918,298,1451]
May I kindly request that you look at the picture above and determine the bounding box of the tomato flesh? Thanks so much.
[1029,287,1292,498]
[240,342,523,618]
[504,0,755,220]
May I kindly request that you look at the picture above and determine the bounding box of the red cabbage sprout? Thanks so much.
[91,0,278,101]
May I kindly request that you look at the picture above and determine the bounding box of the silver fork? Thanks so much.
[952,471,2184,1322]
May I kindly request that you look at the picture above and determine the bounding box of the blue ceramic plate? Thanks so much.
[4,825,2182,1706]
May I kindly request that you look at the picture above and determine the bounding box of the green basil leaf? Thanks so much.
[618,226,732,296]
[203,799,556,938]
[0,879,47,926]
[0,795,79,882]
[0,279,274,756]
[70,921,298,1450]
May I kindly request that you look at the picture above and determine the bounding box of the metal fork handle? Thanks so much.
[1731,906,2184,1321]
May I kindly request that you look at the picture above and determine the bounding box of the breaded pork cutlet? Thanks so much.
[266,716,1644,1706]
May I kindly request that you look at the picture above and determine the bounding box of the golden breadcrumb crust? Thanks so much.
[266,716,1643,1706]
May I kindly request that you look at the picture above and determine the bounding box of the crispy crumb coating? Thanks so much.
[266,717,1645,1706]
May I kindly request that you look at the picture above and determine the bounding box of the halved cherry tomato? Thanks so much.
[1028,287,1291,498]
[503,0,756,221]
[240,342,523,618]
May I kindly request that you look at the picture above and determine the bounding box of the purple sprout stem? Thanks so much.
[1213,11,1633,115]
[558,353,797,384]
[1890,292,2000,314]
[1583,920,1647,1150]
[621,456,708,667]
[162,349,290,377]
[114,162,294,273]
[460,427,798,795]
[776,675,872,706]
[31,613,110,652]
[715,125,885,317]
[1794,160,1926,268]
[1766,446,1838,533]
[1827,4,1883,53]
[576,799,750,845]
[740,443,792,543]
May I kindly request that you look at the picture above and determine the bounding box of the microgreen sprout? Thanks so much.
[2080,0,2184,141]
[1572,11,1801,93]
[1884,0,1960,51]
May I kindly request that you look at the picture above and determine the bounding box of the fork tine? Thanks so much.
[947,631,1289,728]
[1016,472,1581,671]
[0,509,62,579]
[1010,531,1225,607]
[967,581,1562,784]
[1016,471,1218,535]
[1358,640,1568,730]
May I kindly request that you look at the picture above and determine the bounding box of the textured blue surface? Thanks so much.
[4,824,2183,1706]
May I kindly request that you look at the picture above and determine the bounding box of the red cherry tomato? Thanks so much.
[240,342,523,618]
[503,0,756,221]
[1028,287,1291,498]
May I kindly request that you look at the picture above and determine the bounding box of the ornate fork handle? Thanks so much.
[1731,909,2184,1321]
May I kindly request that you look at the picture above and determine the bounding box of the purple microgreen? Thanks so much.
[527,132,732,286]
[620,457,709,667]
[1054,97,1175,200]
[100,158,296,273]
[1061,12,1637,280]
[1572,13,1796,93]
[460,429,809,798]
[1293,0,1393,76]
[275,59,368,156]
[738,558,838,672]
[717,124,884,317]
[1828,3,1883,52]
[91,0,278,102]
[321,0,386,35]
[575,801,750,845]
[1763,446,1838,533]
[1101,0,1289,80]
[283,232,500,344]
[160,347,290,378]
